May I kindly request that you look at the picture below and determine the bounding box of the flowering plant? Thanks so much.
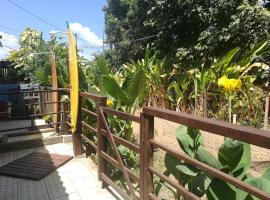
[218,76,242,93]
[106,99,114,108]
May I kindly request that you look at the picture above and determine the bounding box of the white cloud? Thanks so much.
[70,22,103,46]
[0,31,20,60]
[69,23,103,60]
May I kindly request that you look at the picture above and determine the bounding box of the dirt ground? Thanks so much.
[133,114,270,177]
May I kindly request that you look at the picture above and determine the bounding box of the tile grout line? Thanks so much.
[44,178,51,200]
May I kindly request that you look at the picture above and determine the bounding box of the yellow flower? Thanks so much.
[218,76,242,93]
[106,99,114,108]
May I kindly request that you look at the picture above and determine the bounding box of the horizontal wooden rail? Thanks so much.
[80,91,107,101]
[82,108,97,117]
[101,173,133,200]
[100,129,140,153]
[102,107,140,123]
[7,101,62,108]
[11,111,66,119]
[81,121,97,134]
[149,167,200,200]
[150,139,270,200]
[101,151,140,183]
[0,89,60,95]
[143,106,270,149]
[81,134,97,151]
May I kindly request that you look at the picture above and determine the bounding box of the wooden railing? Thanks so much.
[2,87,270,199]
[0,88,67,133]
[42,90,270,200]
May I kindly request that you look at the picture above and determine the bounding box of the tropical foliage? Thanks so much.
[156,125,270,200]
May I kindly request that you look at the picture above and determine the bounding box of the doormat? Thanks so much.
[0,152,72,180]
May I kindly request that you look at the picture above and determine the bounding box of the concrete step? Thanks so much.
[0,135,64,153]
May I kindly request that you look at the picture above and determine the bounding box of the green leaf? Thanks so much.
[176,164,197,177]
[239,40,267,67]
[164,153,181,178]
[154,170,171,195]
[195,146,222,169]
[215,48,239,70]
[188,173,211,197]
[236,177,270,200]
[206,178,236,200]
[127,68,146,106]
[218,139,251,179]
[175,125,204,158]
[262,168,270,181]
[103,75,129,105]
[176,126,193,157]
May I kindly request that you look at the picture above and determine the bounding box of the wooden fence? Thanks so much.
[1,88,270,199]
[0,88,67,132]
[64,90,270,200]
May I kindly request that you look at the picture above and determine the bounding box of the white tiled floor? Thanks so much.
[0,143,119,200]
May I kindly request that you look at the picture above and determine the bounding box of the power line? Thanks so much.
[7,0,157,49]
[7,0,63,31]
[2,45,16,51]
[0,25,21,33]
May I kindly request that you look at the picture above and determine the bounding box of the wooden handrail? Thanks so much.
[81,108,97,117]
[81,134,97,150]
[101,151,140,183]
[80,91,107,101]
[102,107,140,123]
[149,167,200,200]
[143,106,270,149]
[81,121,97,133]
[0,89,60,95]
[100,129,140,153]
[99,106,138,200]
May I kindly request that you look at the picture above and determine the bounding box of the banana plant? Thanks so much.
[156,125,270,200]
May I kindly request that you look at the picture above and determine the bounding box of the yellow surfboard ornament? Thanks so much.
[67,25,79,134]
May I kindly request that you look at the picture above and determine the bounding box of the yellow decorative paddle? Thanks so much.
[67,24,79,134]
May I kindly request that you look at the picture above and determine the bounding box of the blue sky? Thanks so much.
[0,0,107,60]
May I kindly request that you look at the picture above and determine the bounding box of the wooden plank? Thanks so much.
[101,173,133,200]
[150,139,270,200]
[80,91,107,101]
[81,134,97,151]
[149,167,200,200]
[143,106,270,149]
[81,121,97,134]
[99,107,138,199]
[101,151,140,183]
[97,99,107,187]
[102,107,140,123]
[100,129,140,153]
[142,113,154,200]
[82,108,97,117]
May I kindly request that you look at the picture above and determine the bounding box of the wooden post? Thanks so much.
[61,100,69,135]
[141,110,154,200]
[97,97,107,187]
[264,96,269,130]
[72,96,83,156]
